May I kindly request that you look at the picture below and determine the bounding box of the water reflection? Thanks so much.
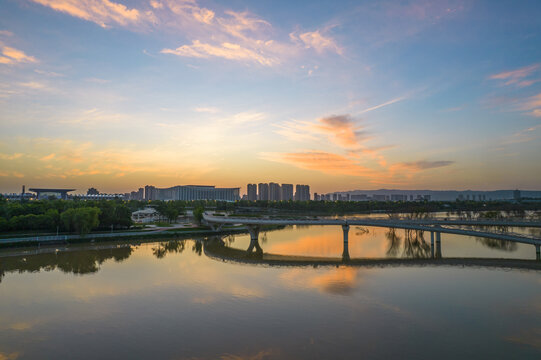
[403,229,431,259]
[152,239,202,258]
[475,238,517,252]
[0,245,133,283]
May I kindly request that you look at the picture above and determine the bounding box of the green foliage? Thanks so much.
[93,201,133,230]
[60,207,101,235]
[193,205,205,225]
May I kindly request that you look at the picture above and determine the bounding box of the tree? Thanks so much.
[163,205,179,223]
[193,205,205,225]
[61,207,101,235]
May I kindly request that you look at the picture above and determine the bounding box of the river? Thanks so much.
[0,224,540,359]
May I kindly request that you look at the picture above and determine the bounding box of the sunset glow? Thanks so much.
[1,0,540,193]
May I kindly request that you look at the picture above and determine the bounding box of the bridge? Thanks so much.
[202,213,541,261]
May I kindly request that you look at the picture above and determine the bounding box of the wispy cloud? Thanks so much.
[261,151,377,177]
[489,63,540,88]
[390,160,454,171]
[0,45,37,65]
[161,40,278,66]
[276,114,369,150]
[290,30,342,54]
[29,0,340,67]
[30,0,141,28]
[509,93,541,117]
[193,106,220,113]
[497,124,541,148]
[261,149,454,184]
[357,96,406,114]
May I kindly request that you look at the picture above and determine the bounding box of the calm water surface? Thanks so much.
[0,225,540,359]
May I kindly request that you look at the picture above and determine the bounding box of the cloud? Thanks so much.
[276,114,370,150]
[389,160,454,173]
[0,153,23,160]
[34,69,64,77]
[0,45,37,65]
[290,30,342,54]
[30,0,141,28]
[193,106,219,113]
[312,115,368,149]
[27,0,340,67]
[161,40,277,66]
[18,81,46,89]
[509,93,541,117]
[497,124,541,147]
[357,96,406,114]
[155,1,338,66]
[261,151,376,177]
[489,63,540,87]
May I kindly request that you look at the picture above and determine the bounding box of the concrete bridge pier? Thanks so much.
[536,244,540,261]
[430,232,435,258]
[342,224,350,261]
[435,232,442,258]
[209,223,224,232]
[246,225,263,256]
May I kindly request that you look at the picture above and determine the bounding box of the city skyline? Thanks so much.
[1,0,541,194]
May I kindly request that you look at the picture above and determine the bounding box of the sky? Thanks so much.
[0,0,540,195]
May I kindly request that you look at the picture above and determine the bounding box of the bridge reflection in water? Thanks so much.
[203,234,541,271]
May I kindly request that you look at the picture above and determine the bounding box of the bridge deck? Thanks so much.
[203,214,541,246]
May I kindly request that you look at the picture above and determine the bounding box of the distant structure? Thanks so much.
[76,193,124,200]
[281,184,294,201]
[28,188,75,200]
[514,189,521,202]
[245,183,308,201]
[132,207,160,223]
[144,185,157,201]
[87,187,99,195]
[143,185,240,201]
[269,182,281,201]
[295,184,310,201]
[247,184,257,201]
[258,183,269,201]
[390,194,408,201]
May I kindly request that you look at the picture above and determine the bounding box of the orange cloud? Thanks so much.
[161,40,277,66]
[30,0,141,28]
[312,115,368,149]
[262,151,377,177]
[0,46,37,65]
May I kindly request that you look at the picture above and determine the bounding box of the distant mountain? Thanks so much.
[331,189,541,201]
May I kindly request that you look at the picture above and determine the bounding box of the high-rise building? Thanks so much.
[144,185,157,201]
[295,184,310,201]
[269,182,281,201]
[281,184,293,201]
[258,183,269,201]
[247,184,257,201]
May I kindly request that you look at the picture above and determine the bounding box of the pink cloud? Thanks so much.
[489,63,540,87]
[291,30,342,55]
